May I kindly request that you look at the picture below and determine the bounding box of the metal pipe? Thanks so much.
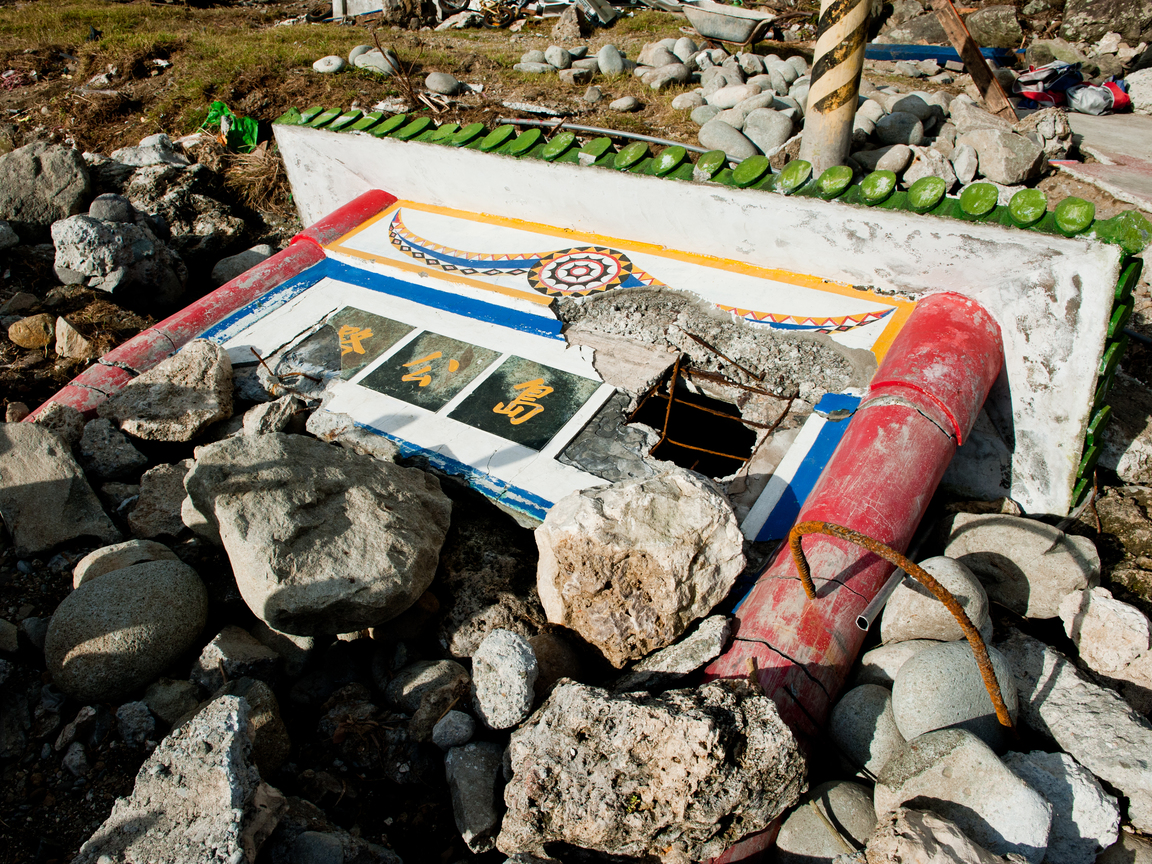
[798,0,871,173]
[495,117,725,158]
[855,567,905,631]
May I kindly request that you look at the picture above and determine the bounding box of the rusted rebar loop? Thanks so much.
[788,520,1015,731]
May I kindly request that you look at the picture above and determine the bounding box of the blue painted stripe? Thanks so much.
[350,420,551,521]
[814,392,861,414]
[200,261,332,344]
[325,260,564,340]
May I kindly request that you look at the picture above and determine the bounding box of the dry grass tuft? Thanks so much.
[224,141,294,219]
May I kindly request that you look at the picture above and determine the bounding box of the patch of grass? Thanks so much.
[609,10,673,34]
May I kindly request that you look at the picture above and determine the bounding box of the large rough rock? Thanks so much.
[891,640,1018,750]
[954,130,1044,185]
[73,695,282,864]
[0,422,120,555]
[98,340,233,442]
[963,6,1023,48]
[884,13,947,44]
[942,513,1100,619]
[535,467,745,668]
[1002,750,1120,864]
[880,557,992,644]
[128,459,194,539]
[1099,374,1152,482]
[1059,586,1151,677]
[0,142,90,241]
[78,418,148,481]
[1060,0,1152,44]
[830,684,907,777]
[777,781,877,864]
[852,640,943,688]
[72,538,179,588]
[996,628,1152,831]
[498,679,806,861]
[45,560,208,702]
[125,163,246,263]
[613,614,733,692]
[866,807,1010,864]
[51,213,187,307]
[874,729,1052,863]
[183,433,452,635]
[470,628,538,730]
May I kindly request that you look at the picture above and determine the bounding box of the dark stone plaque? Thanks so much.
[359,330,500,412]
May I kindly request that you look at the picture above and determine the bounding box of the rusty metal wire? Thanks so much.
[788,520,1015,731]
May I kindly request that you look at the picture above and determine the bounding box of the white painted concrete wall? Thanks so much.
[274,124,1123,515]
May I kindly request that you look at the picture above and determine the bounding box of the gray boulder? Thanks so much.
[874,728,1053,863]
[31,401,85,447]
[433,710,475,750]
[191,625,280,692]
[143,678,200,725]
[73,695,273,864]
[904,146,957,190]
[943,513,1100,619]
[885,13,948,44]
[535,467,745,668]
[72,539,180,588]
[354,49,400,75]
[183,433,452,635]
[52,213,187,307]
[829,684,907,777]
[777,781,877,864]
[498,679,806,861]
[446,741,505,853]
[544,45,572,69]
[996,628,1152,832]
[78,418,148,482]
[98,339,232,442]
[881,557,991,644]
[743,109,793,154]
[110,133,191,168]
[876,112,926,146]
[0,422,120,556]
[952,144,979,184]
[954,130,1044,185]
[647,63,691,91]
[1060,0,1152,44]
[425,71,462,95]
[88,193,135,223]
[613,614,732,692]
[127,459,194,539]
[116,701,155,747]
[0,142,90,242]
[964,6,1023,48]
[210,243,272,287]
[1002,750,1120,864]
[0,220,18,250]
[892,640,1018,750]
[125,163,245,262]
[692,104,722,126]
[471,628,538,729]
[597,44,626,76]
[384,659,470,713]
[698,119,759,160]
[45,560,208,702]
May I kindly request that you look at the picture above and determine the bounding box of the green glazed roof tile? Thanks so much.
[667,161,696,181]
[959,183,998,218]
[1078,443,1101,478]
[693,150,727,181]
[274,107,304,125]
[815,165,853,200]
[1009,189,1047,227]
[450,122,486,146]
[859,171,897,205]
[579,137,614,166]
[733,155,771,188]
[776,159,812,195]
[479,125,516,151]
[1054,197,1095,236]
[1092,210,1152,255]
[1108,301,1134,340]
[298,105,325,123]
[370,114,409,137]
[1094,367,1116,408]
[1099,334,1129,380]
[711,167,737,186]
[653,145,688,177]
[307,107,343,128]
[328,110,363,131]
[875,189,910,211]
[427,123,461,143]
[541,130,577,161]
[614,141,649,170]
[504,128,543,156]
[349,111,384,131]
[1116,258,1142,303]
[395,117,435,140]
[907,176,946,213]
[1086,404,1112,446]
[1072,476,1091,507]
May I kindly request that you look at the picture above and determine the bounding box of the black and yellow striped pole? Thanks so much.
[798,0,871,173]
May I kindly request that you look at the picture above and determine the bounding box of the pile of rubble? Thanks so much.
[0,309,1151,863]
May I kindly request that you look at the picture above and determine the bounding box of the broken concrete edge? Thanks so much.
[273,106,1152,257]
[23,189,398,422]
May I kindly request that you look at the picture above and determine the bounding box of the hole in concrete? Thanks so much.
[628,361,758,477]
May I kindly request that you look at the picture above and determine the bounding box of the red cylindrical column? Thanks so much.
[706,293,1003,863]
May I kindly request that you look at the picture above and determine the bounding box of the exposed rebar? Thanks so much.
[788,519,1015,731]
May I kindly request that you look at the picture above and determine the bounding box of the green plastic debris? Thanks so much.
[733,155,771,188]
[860,171,897,205]
[816,165,853,199]
[959,183,998,218]
[1054,197,1095,236]
[776,159,812,195]
[479,125,516,151]
[1091,210,1152,255]
[541,130,577,161]
[653,145,688,177]
[201,100,260,153]
[907,176,946,213]
[1008,189,1047,227]
[614,141,649,170]
[693,150,727,181]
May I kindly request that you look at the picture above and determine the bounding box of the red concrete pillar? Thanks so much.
[707,292,1003,862]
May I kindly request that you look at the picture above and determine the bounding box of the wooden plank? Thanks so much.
[931,0,1018,120]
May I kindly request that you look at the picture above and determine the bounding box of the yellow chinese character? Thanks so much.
[338,324,374,356]
[493,378,554,425]
[401,351,460,387]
